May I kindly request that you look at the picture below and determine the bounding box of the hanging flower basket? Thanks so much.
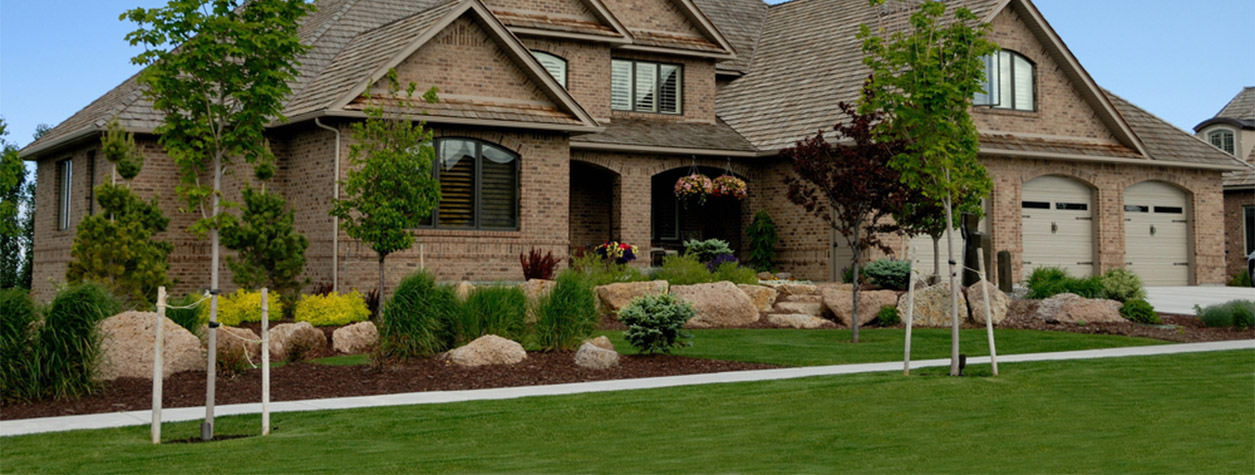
[674,174,713,206]
[711,175,748,200]
[594,241,639,264]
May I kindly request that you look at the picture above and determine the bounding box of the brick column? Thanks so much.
[1094,185,1124,274]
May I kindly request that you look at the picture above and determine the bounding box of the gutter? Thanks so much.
[570,141,770,157]
[981,148,1251,171]
[314,118,342,292]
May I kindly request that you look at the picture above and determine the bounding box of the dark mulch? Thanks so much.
[999,299,1255,342]
[0,353,777,421]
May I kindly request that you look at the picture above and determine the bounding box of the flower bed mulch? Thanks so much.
[0,353,777,421]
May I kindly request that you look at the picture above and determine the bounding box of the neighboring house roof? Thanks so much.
[693,0,769,75]
[1104,90,1251,169]
[572,118,759,154]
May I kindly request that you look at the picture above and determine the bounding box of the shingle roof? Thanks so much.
[1104,90,1250,168]
[1216,87,1255,122]
[692,0,768,74]
[572,118,757,152]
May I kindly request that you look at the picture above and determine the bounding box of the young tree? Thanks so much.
[331,71,441,315]
[858,0,997,374]
[123,0,313,438]
[895,187,982,281]
[784,101,906,343]
[0,120,26,289]
[221,159,309,308]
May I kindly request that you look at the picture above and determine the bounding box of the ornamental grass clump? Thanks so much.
[1,289,38,400]
[295,291,371,327]
[36,283,119,399]
[618,294,696,355]
[655,254,714,286]
[376,270,456,361]
[1119,299,1160,324]
[1196,300,1255,330]
[454,286,527,344]
[537,271,597,351]
[1101,269,1146,302]
[1025,267,1106,300]
[199,289,282,326]
[712,261,758,285]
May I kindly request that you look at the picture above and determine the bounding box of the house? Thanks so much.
[1194,87,1255,280]
[21,0,1250,300]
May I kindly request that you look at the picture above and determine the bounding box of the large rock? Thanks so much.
[774,283,818,298]
[898,283,968,328]
[595,280,669,317]
[217,325,261,366]
[447,335,527,367]
[671,281,760,328]
[966,280,1010,325]
[98,311,203,381]
[774,299,826,318]
[737,284,778,314]
[824,289,900,327]
[582,335,615,352]
[574,341,619,370]
[767,313,836,329]
[333,321,378,354]
[1033,293,1125,324]
[269,322,327,362]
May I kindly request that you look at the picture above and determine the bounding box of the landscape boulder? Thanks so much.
[824,289,900,327]
[966,280,1010,325]
[773,297,827,318]
[98,311,203,381]
[595,280,669,317]
[269,321,327,362]
[217,325,261,366]
[1033,293,1125,324]
[447,335,527,367]
[671,281,760,328]
[333,321,378,354]
[899,283,968,328]
[767,313,836,329]
[773,283,818,298]
[582,335,616,352]
[574,341,619,370]
[737,284,778,314]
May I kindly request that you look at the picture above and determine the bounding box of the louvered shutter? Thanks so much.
[480,144,518,229]
[611,60,632,111]
[438,139,476,227]
[659,64,680,114]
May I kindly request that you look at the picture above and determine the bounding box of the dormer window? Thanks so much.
[611,59,682,114]
[531,51,567,88]
[1208,129,1235,155]
[975,50,1035,111]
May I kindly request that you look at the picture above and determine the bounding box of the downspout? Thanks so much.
[315,117,341,292]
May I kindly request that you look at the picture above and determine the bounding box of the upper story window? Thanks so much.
[423,138,520,230]
[975,50,1035,111]
[611,59,682,115]
[1208,129,1236,155]
[57,159,73,230]
[532,51,567,88]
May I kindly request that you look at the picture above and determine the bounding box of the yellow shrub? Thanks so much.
[198,289,283,326]
[295,290,370,327]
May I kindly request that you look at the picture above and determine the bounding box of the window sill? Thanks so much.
[415,229,523,239]
[974,107,1038,118]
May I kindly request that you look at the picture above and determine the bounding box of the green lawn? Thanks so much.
[3,351,1251,473]
[597,328,1169,366]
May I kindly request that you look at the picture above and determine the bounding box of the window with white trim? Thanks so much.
[422,138,520,230]
[532,51,567,88]
[975,50,1035,111]
[58,159,73,230]
[611,59,681,114]
[1208,129,1236,155]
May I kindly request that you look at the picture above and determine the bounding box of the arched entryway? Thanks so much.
[650,167,744,254]
[569,161,616,253]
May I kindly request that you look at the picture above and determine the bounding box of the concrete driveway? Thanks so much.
[1144,286,1255,315]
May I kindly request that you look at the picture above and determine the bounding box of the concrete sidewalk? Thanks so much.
[3,339,1251,437]
[1144,286,1254,315]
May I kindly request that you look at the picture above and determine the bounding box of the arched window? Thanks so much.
[425,138,520,230]
[975,50,1035,111]
[531,51,567,88]
[1208,129,1235,155]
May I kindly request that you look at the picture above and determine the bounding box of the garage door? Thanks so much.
[1021,176,1094,277]
[1124,181,1189,286]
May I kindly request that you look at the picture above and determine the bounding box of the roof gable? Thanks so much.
[606,0,735,58]
[482,0,632,43]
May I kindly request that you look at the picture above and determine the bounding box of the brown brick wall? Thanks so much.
[608,0,705,40]
[520,36,613,121]
[483,0,599,22]
[1224,189,1254,278]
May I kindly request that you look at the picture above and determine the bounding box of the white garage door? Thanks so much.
[1022,176,1095,277]
[1124,181,1190,286]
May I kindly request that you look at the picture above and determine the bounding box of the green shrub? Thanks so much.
[165,293,204,337]
[453,286,527,344]
[199,289,282,326]
[1,289,38,400]
[863,259,912,290]
[537,270,597,351]
[618,293,696,355]
[570,252,646,286]
[1196,300,1255,330]
[295,291,371,327]
[1101,269,1146,302]
[874,305,901,326]
[1025,267,1106,300]
[38,283,119,399]
[655,254,716,285]
[713,261,758,285]
[682,238,733,263]
[1119,299,1160,324]
[746,210,778,272]
[376,270,456,361]
[1229,272,1253,287]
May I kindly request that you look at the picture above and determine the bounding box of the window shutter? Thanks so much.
[634,63,657,112]
[480,144,518,229]
[438,140,476,227]
[611,60,632,111]
[1013,54,1034,111]
[659,64,681,114]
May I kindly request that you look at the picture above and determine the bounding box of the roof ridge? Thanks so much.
[284,0,368,112]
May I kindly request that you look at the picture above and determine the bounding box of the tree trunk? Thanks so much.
[851,257,861,343]
[931,235,941,284]
[377,253,387,319]
[204,154,221,440]
[944,189,960,376]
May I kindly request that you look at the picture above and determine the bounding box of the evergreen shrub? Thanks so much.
[618,293,695,355]
[1119,299,1160,324]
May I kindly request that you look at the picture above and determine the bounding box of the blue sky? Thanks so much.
[1,0,1252,152]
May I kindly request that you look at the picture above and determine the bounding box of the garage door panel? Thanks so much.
[1022,176,1095,278]
[1124,182,1189,286]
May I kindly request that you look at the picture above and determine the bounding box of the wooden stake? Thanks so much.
[978,253,999,376]
[152,287,165,445]
[261,288,271,436]
[904,247,916,375]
